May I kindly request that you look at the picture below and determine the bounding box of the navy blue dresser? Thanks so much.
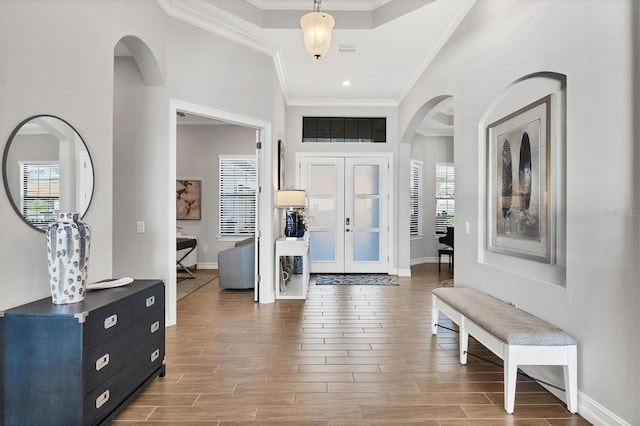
[1,279,165,425]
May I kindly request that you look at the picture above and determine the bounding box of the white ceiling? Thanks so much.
[158,0,472,133]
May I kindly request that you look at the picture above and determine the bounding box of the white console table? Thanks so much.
[275,233,310,299]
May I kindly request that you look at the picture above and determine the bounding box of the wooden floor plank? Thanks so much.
[113,264,589,425]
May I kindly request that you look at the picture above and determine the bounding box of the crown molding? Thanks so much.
[286,98,398,107]
[396,0,476,104]
[272,50,289,101]
[416,127,454,137]
[245,0,392,12]
[157,0,275,56]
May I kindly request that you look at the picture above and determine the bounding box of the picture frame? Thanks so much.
[278,139,285,190]
[486,95,553,263]
[176,179,201,220]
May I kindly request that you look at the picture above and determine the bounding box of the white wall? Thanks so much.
[0,1,279,314]
[271,73,288,245]
[410,134,453,264]
[0,0,155,309]
[176,124,256,266]
[399,1,639,423]
[113,55,169,280]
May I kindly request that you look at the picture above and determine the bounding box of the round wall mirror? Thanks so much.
[2,115,95,232]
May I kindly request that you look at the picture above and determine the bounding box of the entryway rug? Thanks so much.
[315,274,398,286]
[177,274,217,301]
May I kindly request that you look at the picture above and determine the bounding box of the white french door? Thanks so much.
[299,155,389,273]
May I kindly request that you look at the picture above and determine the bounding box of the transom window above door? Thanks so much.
[302,117,386,143]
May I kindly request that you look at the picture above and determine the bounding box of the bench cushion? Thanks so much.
[433,287,576,346]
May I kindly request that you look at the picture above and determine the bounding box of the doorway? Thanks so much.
[175,114,261,302]
[298,154,390,273]
[168,99,274,325]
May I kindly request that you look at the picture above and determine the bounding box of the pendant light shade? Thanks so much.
[300,1,335,59]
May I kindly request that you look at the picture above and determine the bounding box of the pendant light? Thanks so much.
[300,0,335,59]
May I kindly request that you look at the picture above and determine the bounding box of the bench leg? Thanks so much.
[459,318,468,365]
[563,345,578,413]
[504,346,518,414]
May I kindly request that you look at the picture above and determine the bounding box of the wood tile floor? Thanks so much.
[114,264,590,425]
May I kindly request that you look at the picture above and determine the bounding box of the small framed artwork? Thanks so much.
[486,95,554,263]
[278,140,285,190]
[176,179,201,220]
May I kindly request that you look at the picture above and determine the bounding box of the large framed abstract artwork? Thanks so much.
[487,95,553,263]
[176,179,201,220]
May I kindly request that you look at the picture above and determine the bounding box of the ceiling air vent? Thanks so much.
[337,45,358,53]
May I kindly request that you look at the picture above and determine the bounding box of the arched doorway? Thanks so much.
[400,95,455,273]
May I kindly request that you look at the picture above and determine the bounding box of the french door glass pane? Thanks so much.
[306,162,340,266]
[309,232,335,261]
[309,165,336,194]
[353,165,380,195]
[308,197,335,227]
[351,163,381,263]
[353,232,380,261]
[354,198,379,228]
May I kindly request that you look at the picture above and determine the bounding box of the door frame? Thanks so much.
[296,151,394,275]
[168,99,274,327]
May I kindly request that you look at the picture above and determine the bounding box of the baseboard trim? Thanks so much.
[575,390,631,426]
[522,366,631,425]
[410,257,439,266]
[396,268,411,277]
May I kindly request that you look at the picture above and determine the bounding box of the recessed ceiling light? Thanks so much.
[342,80,351,87]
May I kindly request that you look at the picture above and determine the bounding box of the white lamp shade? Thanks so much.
[300,11,335,59]
[275,190,306,208]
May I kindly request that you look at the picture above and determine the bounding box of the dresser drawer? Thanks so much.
[84,310,165,391]
[132,282,164,322]
[84,338,165,425]
[83,297,132,351]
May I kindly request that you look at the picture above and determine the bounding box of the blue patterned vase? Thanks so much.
[46,212,91,305]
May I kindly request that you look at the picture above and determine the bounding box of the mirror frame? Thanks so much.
[2,114,95,232]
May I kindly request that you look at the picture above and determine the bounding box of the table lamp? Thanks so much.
[275,189,306,239]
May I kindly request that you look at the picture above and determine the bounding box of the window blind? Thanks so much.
[21,163,60,230]
[219,156,257,236]
[409,160,423,237]
[435,163,455,234]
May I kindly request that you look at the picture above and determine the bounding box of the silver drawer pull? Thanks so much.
[96,389,110,409]
[103,314,118,330]
[95,353,110,371]
[151,321,160,334]
[151,349,160,362]
[146,295,155,307]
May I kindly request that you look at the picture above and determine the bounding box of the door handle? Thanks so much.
[345,229,351,232]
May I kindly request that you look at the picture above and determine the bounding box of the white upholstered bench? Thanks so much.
[432,287,577,414]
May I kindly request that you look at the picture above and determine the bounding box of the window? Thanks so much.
[21,162,60,230]
[302,117,386,142]
[219,156,257,237]
[409,160,423,237]
[435,163,454,234]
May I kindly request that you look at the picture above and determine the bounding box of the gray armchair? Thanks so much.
[217,237,255,289]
